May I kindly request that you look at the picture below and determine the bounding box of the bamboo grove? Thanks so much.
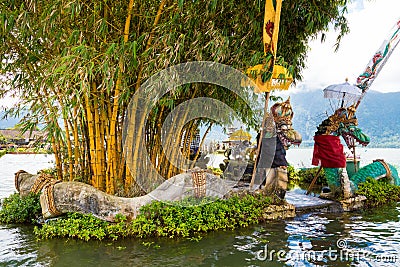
[0,0,350,195]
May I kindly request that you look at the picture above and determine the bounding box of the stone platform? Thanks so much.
[285,189,366,213]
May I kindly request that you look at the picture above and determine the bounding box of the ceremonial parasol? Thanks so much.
[228,129,252,142]
[323,79,362,107]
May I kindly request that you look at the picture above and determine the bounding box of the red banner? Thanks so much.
[312,135,346,168]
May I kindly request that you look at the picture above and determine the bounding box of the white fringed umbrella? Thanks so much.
[323,81,362,107]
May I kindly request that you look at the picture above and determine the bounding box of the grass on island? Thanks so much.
[1,192,284,241]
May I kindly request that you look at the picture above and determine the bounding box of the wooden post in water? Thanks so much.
[306,166,323,195]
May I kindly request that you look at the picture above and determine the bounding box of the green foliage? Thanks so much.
[287,165,299,180]
[288,166,326,188]
[34,194,275,241]
[0,193,41,224]
[297,167,326,184]
[34,213,109,241]
[0,149,5,158]
[356,177,400,208]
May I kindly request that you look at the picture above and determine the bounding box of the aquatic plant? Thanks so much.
[356,177,400,208]
[287,166,327,188]
[0,193,41,224]
[34,193,277,241]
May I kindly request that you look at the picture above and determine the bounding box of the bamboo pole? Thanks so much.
[129,0,167,189]
[161,86,199,178]
[36,90,64,180]
[51,87,74,181]
[108,0,135,193]
[84,91,98,188]
[81,115,91,183]
[181,120,196,171]
[72,107,81,175]
[151,105,165,167]
[63,116,74,181]
[50,134,63,180]
[93,82,106,191]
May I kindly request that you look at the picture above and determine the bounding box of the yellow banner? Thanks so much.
[263,0,281,56]
[244,0,292,93]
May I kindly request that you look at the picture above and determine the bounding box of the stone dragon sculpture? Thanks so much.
[315,104,370,147]
[270,97,303,149]
[313,104,399,197]
[257,97,302,198]
[220,98,302,198]
[14,169,239,222]
[312,20,400,198]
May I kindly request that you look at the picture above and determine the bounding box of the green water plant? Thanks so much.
[356,177,400,208]
[0,193,41,224]
[34,193,277,241]
[287,166,327,188]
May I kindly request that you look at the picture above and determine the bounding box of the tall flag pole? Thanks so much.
[249,0,287,188]
[355,19,400,109]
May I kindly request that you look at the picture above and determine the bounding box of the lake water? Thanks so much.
[207,147,400,170]
[1,151,400,266]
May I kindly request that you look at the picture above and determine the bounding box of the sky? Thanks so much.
[295,0,400,93]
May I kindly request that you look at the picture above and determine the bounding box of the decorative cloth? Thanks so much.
[312,135,346,168]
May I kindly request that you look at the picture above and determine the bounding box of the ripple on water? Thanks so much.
[0,225,43,267]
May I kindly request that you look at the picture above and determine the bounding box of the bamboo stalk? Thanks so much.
[129,0,167,189]
[93,82,106,191]
[151,107,165,169]
[81,115,91,183]
[108,0,135,194]
[50,134,63,180]
[84,91,98,188]
[63,116,74,181]
[177,121,194,173]
[36,88,64,180]
[162,105,191,178]
[72,107,81,175]
[160,85,200,177]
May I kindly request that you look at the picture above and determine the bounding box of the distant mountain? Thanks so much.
[290,90,400,148]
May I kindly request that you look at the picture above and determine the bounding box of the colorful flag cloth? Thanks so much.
[312,135,346,168]
[243,0,293,93]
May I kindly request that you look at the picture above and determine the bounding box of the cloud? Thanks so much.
[297,0,400,93]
